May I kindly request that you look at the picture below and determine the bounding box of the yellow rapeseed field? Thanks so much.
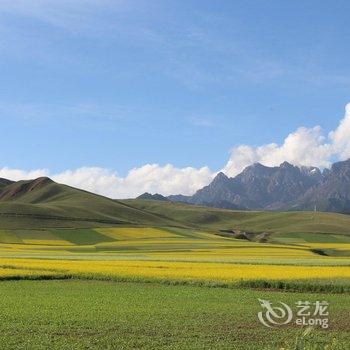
[0,258,349,283]
[0,267,63,278]
[96,227,178,240]
[0,227,349,285]
[306,243,350,251]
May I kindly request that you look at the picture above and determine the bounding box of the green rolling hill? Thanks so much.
[0,177,349,244]
[0,177,177,229]
[122,199,350,237]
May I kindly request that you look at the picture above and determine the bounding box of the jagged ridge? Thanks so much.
[167,159,350,213]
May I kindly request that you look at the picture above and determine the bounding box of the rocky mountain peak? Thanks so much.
[211,172,229,184]
[279,161,295,169]
[330,158,350,174]
[245,162,267,171]
[167,159,350,213]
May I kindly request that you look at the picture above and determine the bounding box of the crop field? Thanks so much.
[0,225,349,349]
[0,280,349,350]
[1,257,350,284]
[0,227,349,278]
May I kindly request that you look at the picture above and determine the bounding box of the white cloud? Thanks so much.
[1,104,350,197]
[53,164,214,198]
[329,103,350,160]
[222,103,350,176]
[0,167,48,181]
[0,164,214,199]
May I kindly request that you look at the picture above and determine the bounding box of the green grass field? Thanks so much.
[0,280,348,350]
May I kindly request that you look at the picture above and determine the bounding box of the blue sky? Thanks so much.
[1,1,350,197]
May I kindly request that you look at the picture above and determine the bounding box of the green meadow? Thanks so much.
[0,280,349,350]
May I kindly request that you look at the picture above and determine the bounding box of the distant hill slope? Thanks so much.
[0,178,14,190]
[137,192,169,201]
[123,199,350,237]
[167,159,350,213]
[1,176,350,239]
[0,177,178,229]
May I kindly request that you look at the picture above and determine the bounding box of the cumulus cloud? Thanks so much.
[1,104,350,198]
[329,103,350,160]
[0,167,48,181]
[222,103,350,177]
[0,164,214,199]
[52,164,214,198]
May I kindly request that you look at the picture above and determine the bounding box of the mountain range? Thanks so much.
[0,157,349,232]
[1,170,350,237]
[163,159,350,213]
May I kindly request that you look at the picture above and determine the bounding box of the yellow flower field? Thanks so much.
[96,227,179,240]
[306,243,350,250]
[0,266,63,278]
[0,258,349,283]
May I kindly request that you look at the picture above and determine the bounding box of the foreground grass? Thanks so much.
[0,280,348,350]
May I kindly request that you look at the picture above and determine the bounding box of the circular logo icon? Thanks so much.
[258,298,293,328]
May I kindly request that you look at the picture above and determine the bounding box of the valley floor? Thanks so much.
[0,226,349,349]
[0,280,349,350]
[0,226,349,292]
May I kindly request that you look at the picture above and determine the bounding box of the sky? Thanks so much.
[1,0,350,198]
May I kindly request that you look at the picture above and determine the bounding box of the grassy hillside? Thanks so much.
[1,177,350,245]
[0,178,179,229]
[123,199,350,237]
[0,178,13,190]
